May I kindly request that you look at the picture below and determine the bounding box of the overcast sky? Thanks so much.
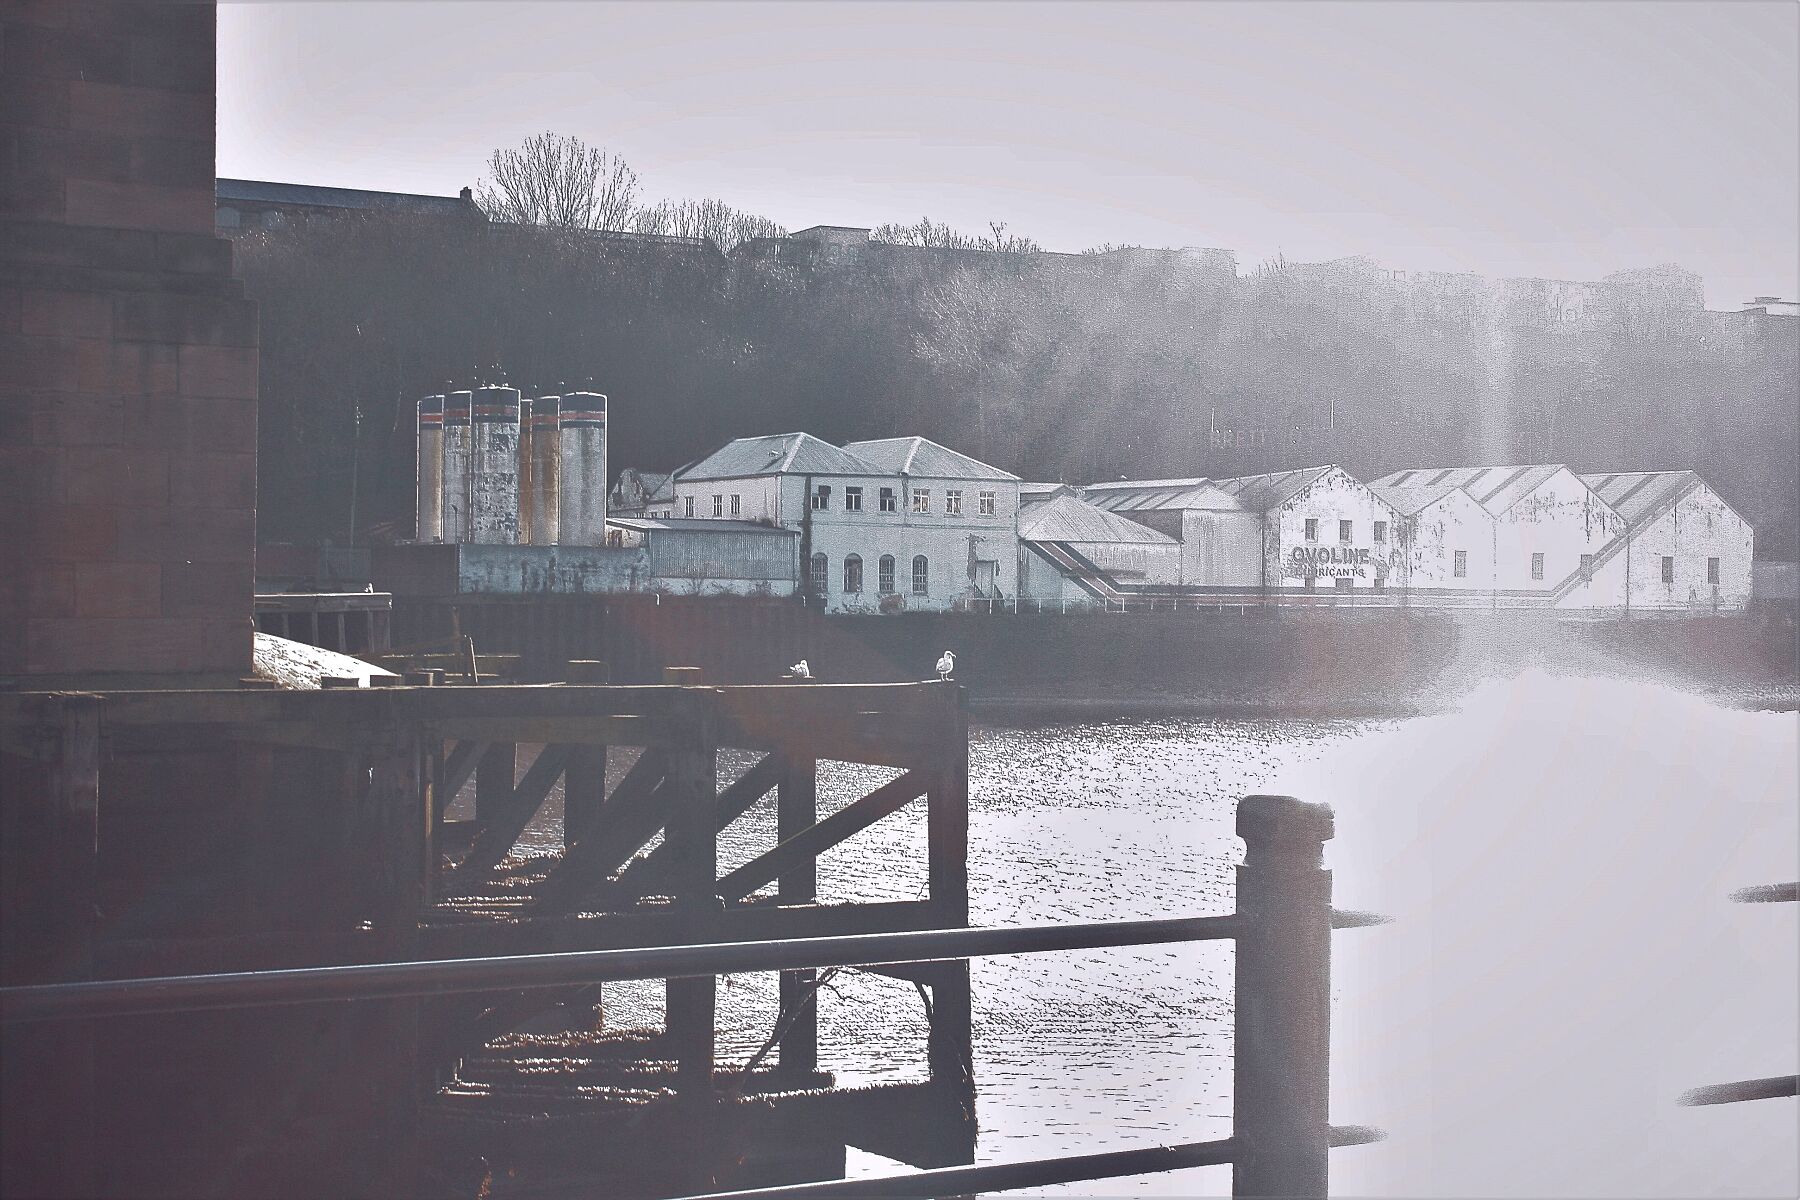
[218,1,1798,309]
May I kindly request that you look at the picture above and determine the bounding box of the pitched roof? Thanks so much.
[1370,465,1567,516]
[1210,466,1339,512]
[1368,480,1473,516]
[1576,471,1703,528]
[676,433,882,481]
[1019,495,1180,545]
[1019,482,1077,504]
[842,436,1018,481]
[1081,478,1246,513]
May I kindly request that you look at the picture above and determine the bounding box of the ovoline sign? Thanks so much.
[1288,545,1372,579]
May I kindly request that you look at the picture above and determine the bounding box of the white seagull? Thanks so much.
[936,650,955,681]
[789,659,811,680]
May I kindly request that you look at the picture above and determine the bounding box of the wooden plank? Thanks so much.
[663,703,719,1101]
[474,743,517,822]
[928,689,970,924]
[715,770,927,903]
[436,740,487,819]
[532,749,669,912]
[779,755,820,1075]
[607,752,784,901]
[451,743,572,882]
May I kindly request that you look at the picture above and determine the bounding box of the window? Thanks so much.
[730,494,740,517]
[1305,518,1318,542]
[1453,550,1467,578]
[1339,519,1353,543]
[810,553,828,596]
[684,495,695,518]
[1661,556,1674,584]
[843,554,863,594]
[945,489,963,515]
[880,487,897,513]
[1531,552,1544,581]
[1580,553,1594,578]
[912,488,931,514]
[979,490,997,516]
[845,486,863,512]
[878,554,896,594]
[911,554,929,595]
[1707,557,1720,585]
[812,485,830,511]
[712,494,723,517]
[1373,520,1387,544]
[1334,576,1353,591]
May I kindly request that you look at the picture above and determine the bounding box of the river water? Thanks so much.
[530,672,1798,1196]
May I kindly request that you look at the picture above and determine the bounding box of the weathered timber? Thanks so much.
[453,744,573,883]
[778,754,820,1075]
[663,699,720,1103]
[474,743,516,822]
[1232,794,1334,1199]
[716,770,928,904]
[436,740,488,820]
[608,752,785,902]
[532,750,670,913]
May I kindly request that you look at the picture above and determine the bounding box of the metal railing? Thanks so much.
[0,794,1385,1198]
[1678,881,1799,1109]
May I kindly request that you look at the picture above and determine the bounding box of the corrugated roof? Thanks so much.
[1019,495,1179,545]
[676,433,882,481]
[217,178,475,216]
[1370,465,1566,516]
[1210,466,1338,512]
[1368,481,1470,516]
[607,517,797,536]
[842,436,1019,481]
[1081,479,1246,513]
[1576,471,1700,528]
[1020,482,1076,505]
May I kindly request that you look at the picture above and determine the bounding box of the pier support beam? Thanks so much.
[777,754,820,1075]
[1232,794,1333,1199]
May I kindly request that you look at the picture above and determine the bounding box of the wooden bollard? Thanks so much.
[663,666,703,685]
[403,670,436,687]
[1233,794,1333,1198]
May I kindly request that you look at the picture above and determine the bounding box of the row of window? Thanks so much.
[1445,552,1721,585]
[813,485,997,516]
[1303,518,1388,544]
[810,552,929,596]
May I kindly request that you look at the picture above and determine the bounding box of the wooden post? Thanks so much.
[777,753,819,1075]
[925,684,973,1107]
[563,661,609,852]
[1232,794,1333,1200]
[0,694,101,1199]
[662,693,718,1100]
[474,743,514,825]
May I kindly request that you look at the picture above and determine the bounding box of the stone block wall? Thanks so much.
[1,0,257,684]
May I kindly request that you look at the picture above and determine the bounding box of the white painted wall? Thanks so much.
[1593,484,1754,612]
[1266,468,1408,595]
[1489,468,1622,603]
[1399,489,1496,602]
[1181,509,1263,588]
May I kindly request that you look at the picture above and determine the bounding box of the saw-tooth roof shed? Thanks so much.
[1576,471,1712,529]
[1081,478,1243,513]
[1371,465,1568,516]
[1019,495,1180,544]
[1208,466,1341,512]
[1367,480,1474,516]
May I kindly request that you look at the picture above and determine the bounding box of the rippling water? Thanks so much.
[515,673,1798,1197]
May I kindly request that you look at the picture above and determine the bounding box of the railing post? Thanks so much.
[1233,794,1333,1199]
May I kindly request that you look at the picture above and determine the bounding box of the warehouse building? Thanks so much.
[1370,465,1622,606]
[672,433,1020,612]
[1369,479,1495,604]
[1210,466,1408,596]
[1017,494,1182,607]
[1081,477,1263,588]
[1573,471,1753,611]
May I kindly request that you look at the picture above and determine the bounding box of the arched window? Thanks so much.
[843,554,863,594]
[810,553,828,597]
[911,555,929,596]
[878,554,896,594]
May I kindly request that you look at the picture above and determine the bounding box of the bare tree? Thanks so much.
[872,217,1041,254]
[633,197,786,252]
[476,132,639,230]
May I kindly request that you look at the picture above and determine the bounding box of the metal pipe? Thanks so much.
[1,913,1244,1023]
[1679,1076,1799,1106]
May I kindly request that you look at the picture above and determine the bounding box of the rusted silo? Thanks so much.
[415,394,444,543]
[558,390,607,546]
[470,385,521,544]
[529,395,561,545]
[517,397,535,544]
[441,389,473,543]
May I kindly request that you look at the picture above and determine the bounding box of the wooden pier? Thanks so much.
[0,678,974,1199]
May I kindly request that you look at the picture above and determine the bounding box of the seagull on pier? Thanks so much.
[789,659,810,680]
[936,651,955,681]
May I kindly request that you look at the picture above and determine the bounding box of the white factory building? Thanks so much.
[670,433,1021,612]
[1369,465,1624,607]
[1575,471,1754,612]
[1017,492,1182,605]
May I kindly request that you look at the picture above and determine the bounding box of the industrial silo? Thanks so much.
[517,397,534,544]
[558,390,607,546]
[415,394,444,543]
[470,384,521,544]
[441,389,473,543]
[529,395,561,544]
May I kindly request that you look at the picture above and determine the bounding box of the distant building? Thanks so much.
[216,178,485,232]
[1576,471,1753,612]
[1017,494,1181,606]
[672,432,1020,612]
[611,468,676,518]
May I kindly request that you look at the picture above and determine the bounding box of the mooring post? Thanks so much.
[663,691,719,1102]
[777,752,820,1075]
[926,685,974,1110]
[1232,794,1333,1200]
